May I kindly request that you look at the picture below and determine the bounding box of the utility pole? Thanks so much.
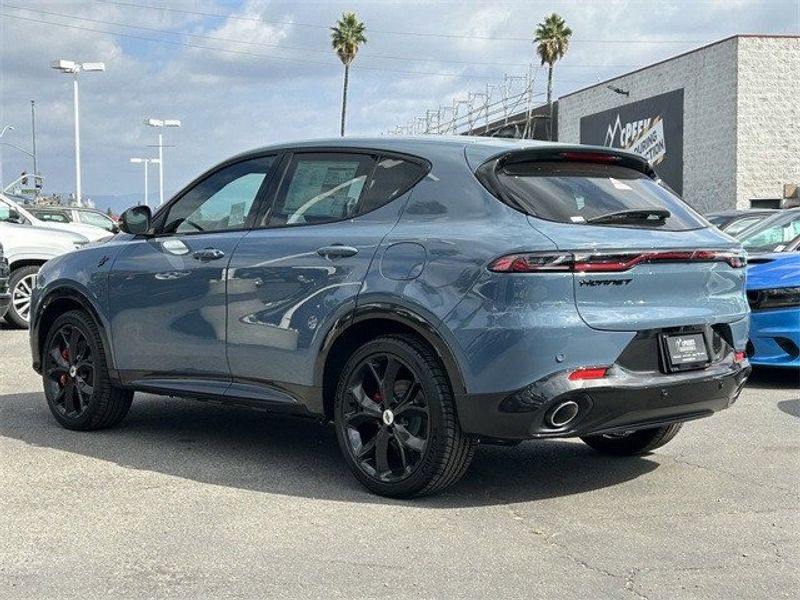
[30,100,38,176]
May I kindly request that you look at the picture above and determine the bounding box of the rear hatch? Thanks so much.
[475,146,748,332]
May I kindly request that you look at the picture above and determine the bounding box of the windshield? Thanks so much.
[739,212,800,252]
[495,162,705,230]
[724,215,765,235]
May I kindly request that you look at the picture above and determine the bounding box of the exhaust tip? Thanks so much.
[547,400,580,428]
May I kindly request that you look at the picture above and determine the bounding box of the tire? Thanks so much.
[6,265,39,328]
[41,309,133,431]
[581,423,683,456]
[334,334,476,498]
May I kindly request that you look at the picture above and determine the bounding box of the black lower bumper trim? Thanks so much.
[455,362,750,440]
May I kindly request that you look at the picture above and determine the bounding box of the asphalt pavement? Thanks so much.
[0,324,798,599]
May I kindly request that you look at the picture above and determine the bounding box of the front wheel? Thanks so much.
[42,310,133,431]
[334,335,476,498]
[581,423,683,456]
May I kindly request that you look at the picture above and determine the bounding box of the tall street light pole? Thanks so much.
[143,118,181,206]
[50,60,105,207]
[129,157,160,207]
[30,100,38,176]
[0,125,15,189]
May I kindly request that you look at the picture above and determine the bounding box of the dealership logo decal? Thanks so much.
[604,114,667,165]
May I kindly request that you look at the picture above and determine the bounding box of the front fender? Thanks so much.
[30,247,119,375]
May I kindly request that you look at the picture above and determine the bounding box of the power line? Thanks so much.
[96,0,719,44]
[0,11,556,82]
[2,4,640,70]
[0,10,616,85]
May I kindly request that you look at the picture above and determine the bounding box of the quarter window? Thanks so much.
[162,156,275,234]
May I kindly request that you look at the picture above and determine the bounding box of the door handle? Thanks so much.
[192,248,225,262]
[316,245,358,258]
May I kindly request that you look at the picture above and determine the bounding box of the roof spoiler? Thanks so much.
[493,145,655,177]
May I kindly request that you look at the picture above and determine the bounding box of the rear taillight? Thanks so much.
[488,253,573,273]
[733,351,747,363]
[488,250,746,273]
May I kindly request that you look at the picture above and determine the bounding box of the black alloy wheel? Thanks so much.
[334,335,476,498]
[341,353,431,483]
[45,323,95,419]
[42,310,133,431]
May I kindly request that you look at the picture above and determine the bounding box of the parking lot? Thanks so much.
[0,324,797,599]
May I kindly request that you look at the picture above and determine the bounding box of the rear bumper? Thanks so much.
[455,360,750,440]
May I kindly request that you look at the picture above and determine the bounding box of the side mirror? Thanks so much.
[8,209,25,225]
[119,205,152,235]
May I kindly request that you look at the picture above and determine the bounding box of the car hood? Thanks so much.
[37,221,111,241]
[747,253,800,290]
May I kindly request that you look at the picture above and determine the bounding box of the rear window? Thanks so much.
[494,161,704,230]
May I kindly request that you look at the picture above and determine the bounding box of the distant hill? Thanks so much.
[87,194,144,216]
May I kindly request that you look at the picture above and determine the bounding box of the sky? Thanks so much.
[1,0,798,208]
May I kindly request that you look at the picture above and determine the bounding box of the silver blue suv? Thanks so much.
[29,138,750,497]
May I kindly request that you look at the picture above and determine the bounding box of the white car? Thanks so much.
[0,206,90,328]
[0,193,112,242]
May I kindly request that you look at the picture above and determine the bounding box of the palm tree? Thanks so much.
[331,12,367,136]
[534,13,573,140]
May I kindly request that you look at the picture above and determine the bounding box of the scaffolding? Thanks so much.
[385,65,549,138]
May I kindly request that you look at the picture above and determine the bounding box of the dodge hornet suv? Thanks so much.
[29,138,751,498]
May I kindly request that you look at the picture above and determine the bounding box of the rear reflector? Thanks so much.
[568,367,608,381]
[488,250,746,273]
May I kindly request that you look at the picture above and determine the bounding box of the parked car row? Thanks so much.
[708,207,800,254]
[706,208,800,368]
[0,194,113,327]
[27,205,119,233]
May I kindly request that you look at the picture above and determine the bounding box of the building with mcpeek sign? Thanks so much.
[557,35,800,212]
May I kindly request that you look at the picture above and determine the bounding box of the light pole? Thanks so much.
[30,100,38,176]
[143,118,181,206]
[129,157,160,207]
[0,125,15,189]
[50,60,105,207]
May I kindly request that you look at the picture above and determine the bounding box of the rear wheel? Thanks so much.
[334,335,476,498]
[42,310,133,430]
[6,265,39,328]
[581,423,683,456]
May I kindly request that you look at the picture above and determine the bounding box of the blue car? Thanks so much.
[746,253,800,368]
[29,138,751,497]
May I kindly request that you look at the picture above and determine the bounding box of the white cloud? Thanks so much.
[0,0,796,203]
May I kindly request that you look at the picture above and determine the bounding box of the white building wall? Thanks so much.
[558,37,739,213]
[736,36,800,208]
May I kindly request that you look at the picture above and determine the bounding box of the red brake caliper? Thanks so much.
[59,348,70,387]
[372,392,383,405]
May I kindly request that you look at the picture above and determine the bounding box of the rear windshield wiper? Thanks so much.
[586,208,671,224]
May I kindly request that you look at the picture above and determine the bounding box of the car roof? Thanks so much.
[225,136,645,168]
[707,209,776,217]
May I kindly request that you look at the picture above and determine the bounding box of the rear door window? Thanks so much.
[494,161,704,230]
[264,152,427,227]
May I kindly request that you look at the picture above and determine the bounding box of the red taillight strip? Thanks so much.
[574,250,745,272]
[489,250,745,273]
